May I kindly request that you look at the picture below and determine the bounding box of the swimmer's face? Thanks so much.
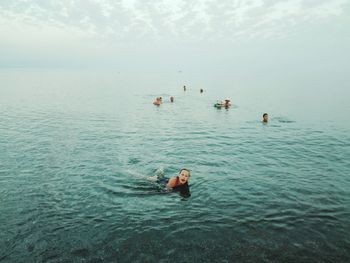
[263,114,268,122]
[179,169,190,184]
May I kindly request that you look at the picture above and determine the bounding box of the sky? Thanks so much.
[0,0,349,76]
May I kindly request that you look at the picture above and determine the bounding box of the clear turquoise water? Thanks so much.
[1,70,349,262]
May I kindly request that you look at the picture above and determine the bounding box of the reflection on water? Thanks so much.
[0,70,349,262]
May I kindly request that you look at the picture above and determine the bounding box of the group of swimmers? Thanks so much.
[153,85,234,111]
[153,85,204,106]
[152,86,269,123]
[153,96,174,105]
[152,96,174,105]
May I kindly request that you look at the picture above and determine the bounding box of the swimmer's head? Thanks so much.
[263,113,268,122]
[179,168,190,184]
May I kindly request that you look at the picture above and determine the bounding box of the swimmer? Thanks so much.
[200,89,203,93]
[153,97,161,106]
[183,85,186,91]
[166,168,191,190]
[223,99,231,108]
[170,96,174,102]
[262,113,268,123]
[215,99,231,108]
[152,168,191,197]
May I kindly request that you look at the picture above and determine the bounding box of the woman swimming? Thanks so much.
[152,168,191,197]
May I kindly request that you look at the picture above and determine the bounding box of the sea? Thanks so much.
[1,69,349,262]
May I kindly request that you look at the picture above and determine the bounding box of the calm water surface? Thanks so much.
[1,70,349,262]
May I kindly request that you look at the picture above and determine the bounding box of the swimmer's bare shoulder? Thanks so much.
[166,177,177,189]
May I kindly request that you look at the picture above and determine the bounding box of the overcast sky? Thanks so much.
[0,0,349,74]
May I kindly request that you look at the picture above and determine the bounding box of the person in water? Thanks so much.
[183,85,186,91]
[200,88,203,93]
[215,99,231,108]
[223,99,231,108]
[153,168,191,197]
[170,96,174,102]
[153,97,162,106]
[262,113,268,123]
[166,168,190,190]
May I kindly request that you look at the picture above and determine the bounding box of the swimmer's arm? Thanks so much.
[166,177,177,189]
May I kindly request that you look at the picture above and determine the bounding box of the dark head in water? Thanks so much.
[263,113,268,123]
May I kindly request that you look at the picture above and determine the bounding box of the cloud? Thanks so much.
[1,0,348,44]
[0,0,349,69]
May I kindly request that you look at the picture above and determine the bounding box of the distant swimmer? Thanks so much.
[170,96,174,102]
[200,89,203,93]
[183,85,186,91]
[153,97,161,106]
[262,113,269,123]
[223,99,231,108]
[214,99,231,108]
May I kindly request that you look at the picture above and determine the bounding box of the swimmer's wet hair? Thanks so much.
[263,113,268,117]
[179,168,191,176]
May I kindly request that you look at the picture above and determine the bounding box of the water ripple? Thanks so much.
[1,85,350,263]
